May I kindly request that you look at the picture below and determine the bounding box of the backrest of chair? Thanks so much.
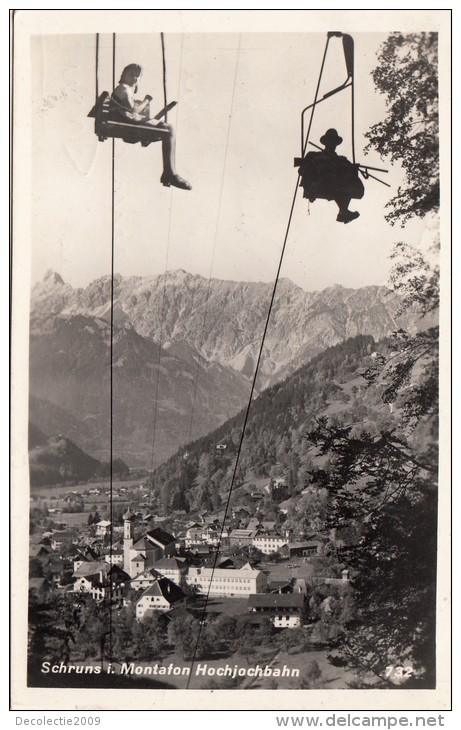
[87,91,109,119]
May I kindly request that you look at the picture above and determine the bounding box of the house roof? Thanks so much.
[161,603,199,621]
[131,568,162,582]
[138,578,185,604]
[96,520,111,527]
[248,593,305,609]
[107,564,130,581]
[30,534,47,545]
[230,529,257,538]
[215,557,240,569]
[132,537,156,551]
[73,561,108,577]
[131,553,146,562]
[188,563,260,579]
[72,546,101,561]
[192,546,213,554]
[153,557,185,570]
[268,579,292,589]
[146,527,175,547]
[29,544,50,557]
[29,577,49,591]
[51,531,75,540]
[102,547,123,556]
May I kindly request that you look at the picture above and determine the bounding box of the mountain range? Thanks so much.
[29,269,416,467]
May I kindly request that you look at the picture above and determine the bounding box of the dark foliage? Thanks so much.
[365,33,439,225]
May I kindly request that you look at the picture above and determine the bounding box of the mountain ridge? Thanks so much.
[31,270,413,389]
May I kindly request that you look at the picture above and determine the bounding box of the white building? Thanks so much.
[153,556,186,586]
[252,532,288,555]
[186,562,266,597]
[103,548,124,566]
[95,520,111,537]
[136,578,186,620]
[248,593,305,628]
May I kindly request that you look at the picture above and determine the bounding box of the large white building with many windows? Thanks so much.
[186,563,266,597]
[252,531,288,555]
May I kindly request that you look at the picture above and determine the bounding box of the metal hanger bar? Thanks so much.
[301,82,352,116]
[361,171,391,187]
[357,164,389,174]
[307,142,388,174]
[105,119,171,135]
[322,82,353,100]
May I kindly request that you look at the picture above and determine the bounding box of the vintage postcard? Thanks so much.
[11,10,451,711]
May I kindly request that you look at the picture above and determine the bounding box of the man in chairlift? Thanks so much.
[111,64,192,191]
[298,128,364,224]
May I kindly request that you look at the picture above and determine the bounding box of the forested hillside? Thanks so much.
[150,334,390,514]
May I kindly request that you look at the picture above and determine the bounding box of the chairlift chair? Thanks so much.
[88,91,176,147]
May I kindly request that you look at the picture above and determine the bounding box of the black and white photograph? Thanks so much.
[10,9,451,711]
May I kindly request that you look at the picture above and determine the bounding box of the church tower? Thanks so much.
[123,508,134,575]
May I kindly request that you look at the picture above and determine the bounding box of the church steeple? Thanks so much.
[123,509,135,574]
[123,509,134,540]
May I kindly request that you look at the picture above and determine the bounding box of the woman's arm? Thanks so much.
[134,95,153,115]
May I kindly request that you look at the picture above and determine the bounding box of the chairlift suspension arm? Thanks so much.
[301,35,331,157]
[301,32,356,163]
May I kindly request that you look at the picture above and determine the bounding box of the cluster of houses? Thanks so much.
[29,507,349,630]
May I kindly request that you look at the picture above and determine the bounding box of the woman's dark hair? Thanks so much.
[119,64,143,91]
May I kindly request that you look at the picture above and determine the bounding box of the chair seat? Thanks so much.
[88,92,169,147]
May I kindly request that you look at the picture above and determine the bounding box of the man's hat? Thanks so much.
[320,128,343,146]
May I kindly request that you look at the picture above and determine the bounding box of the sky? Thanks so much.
[30,29,430,293]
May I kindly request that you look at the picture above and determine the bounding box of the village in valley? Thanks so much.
[29,467,354,689]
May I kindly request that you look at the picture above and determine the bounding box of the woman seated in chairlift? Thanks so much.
[299,128,364,224]
[111,63,191,191]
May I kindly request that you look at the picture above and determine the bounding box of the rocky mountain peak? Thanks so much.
[44,269,65,285]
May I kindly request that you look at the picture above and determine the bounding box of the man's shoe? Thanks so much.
[161,173,192,190]
[343,210,360,224]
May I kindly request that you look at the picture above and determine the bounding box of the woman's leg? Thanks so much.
[156,122,191,190]
[158,122,176,176]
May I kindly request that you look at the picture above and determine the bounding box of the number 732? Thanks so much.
[385,665,414,681]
